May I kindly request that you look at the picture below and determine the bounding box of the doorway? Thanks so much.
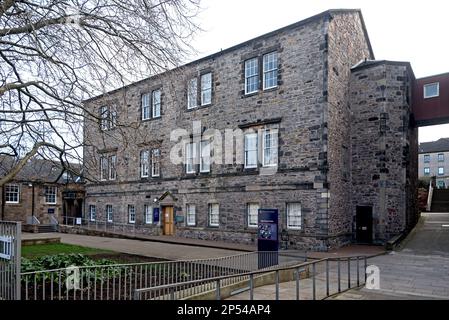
[162,206,174,235]
[356,206,373,244]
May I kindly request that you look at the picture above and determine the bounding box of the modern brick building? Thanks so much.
[419,138,449,188]
[82,9,419,250]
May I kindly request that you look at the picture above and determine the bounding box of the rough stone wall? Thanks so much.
[326,12,373,246]
[349,62,417,243]
[83,15,333,250]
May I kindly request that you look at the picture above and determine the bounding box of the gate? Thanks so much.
[0,221,21,300]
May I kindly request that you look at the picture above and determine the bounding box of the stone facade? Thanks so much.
[349,61,419,243]
[82,9,418,250]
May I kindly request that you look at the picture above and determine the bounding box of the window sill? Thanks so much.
[263,86,278,92]
[142,117,162,123]
[185,104,213,113]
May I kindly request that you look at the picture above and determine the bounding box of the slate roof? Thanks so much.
[419,138,449,154]
[0,155,82,184]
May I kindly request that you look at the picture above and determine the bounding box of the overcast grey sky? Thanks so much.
[190,0,449,143]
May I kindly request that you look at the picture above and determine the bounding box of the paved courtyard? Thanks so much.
[331,212,449,300]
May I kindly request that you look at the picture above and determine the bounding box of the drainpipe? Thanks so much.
[31,183,35,223]
[1,185,4,220]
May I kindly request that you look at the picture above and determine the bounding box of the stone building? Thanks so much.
[82,9,419,250]
[419,138,449,188]
[0,156,84,229]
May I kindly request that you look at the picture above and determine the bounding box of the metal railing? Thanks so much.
[20,251,305,300]
[134,256,368,300]
[61,216,154,234]
[0,221,21,300]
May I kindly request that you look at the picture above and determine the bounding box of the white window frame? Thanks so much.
[144,205,153,224]
[262,129,278,167]
[106,205,113,223]
[438,153,445,162]
[128,205,136,224]
[100,106,109,131]
[109,108,117,129]
[89,205,96,222]
[187,78,198,109]
[142,93,151,120]
[151,148,161,177]
[263,51,278,90]
[201,73,212,106]
[287,202,302,230]
[424,82,439,99]
[244,133,258,168]
[424,167,430,175]
[140,150,149,178]
[438,167,445,176]
[200,140,211,173]
[152,89,161,118]
[247,203,259,228]
[424,154,430,163]
[100,156,108,181]
[44,186,57,204]
[186,204,196,226]
[186,142,196,174]
[109,155,117,180]
[209,203,219,227]
[245,57,259,95]
[5,184,20,204]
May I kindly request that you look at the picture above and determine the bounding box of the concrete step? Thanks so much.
[37,224,58,233]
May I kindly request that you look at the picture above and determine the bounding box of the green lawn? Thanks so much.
[22,243,113,259]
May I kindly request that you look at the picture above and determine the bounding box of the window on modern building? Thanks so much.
[109,155,117,180]
[209,203,219,227]
[424,167,430,175]
[438,167,445,175]
[263,52,278,90]
[5,184,19,203]
[438,153,445,162]
[106,205,113,222]
[424,82,439,99]
[128,205,136,224]
[100,156,108,181]
[89,205,96,222]
[245,57,259,94]
[287,202,302,230]
[151,148,161,177]
[140,150,149,178]
[187,78,198,109]
[144,205,153,224]
[244,133,258,168]
[45,186,57,204]
[186,204,196,226]
[201,73,212,106]
[247,203,259,228]
[142,93,151,120]
[186,142,197,174]
[263,129,278,167]
[424,154,431,163]
[200,140,211,173]
[152,89,161,118]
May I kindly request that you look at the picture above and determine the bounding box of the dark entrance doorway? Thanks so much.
[356,206,373,244]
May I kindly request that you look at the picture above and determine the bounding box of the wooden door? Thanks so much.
[356,206,373,244]
[163,206,174,235]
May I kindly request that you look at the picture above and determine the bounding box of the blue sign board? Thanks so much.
[48,208,55,214]
[153,207,160,223]
[258,209,279,269]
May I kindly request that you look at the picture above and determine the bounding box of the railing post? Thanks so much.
[15,222,22,300]
[249,274,254,300]
[338,259,341,293]
[215,280,221,300]
[348,257,351,289]
[357,257,360,287]
[133,290,140,300]
[364,256,368,284]
[312,263,316,300]
[326,259,329,297]
[275,270,280,300]
[295,267,300,300]
[170,287,175,300]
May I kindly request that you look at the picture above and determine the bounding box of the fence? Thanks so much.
[134,256,368,300]
[0,221,21,300]
[20,251,306,300]
[61,216,155,234]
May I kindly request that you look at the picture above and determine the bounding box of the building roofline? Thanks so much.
[417,71,449,81]
[351,60,415,80]
[83,9,374,104]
